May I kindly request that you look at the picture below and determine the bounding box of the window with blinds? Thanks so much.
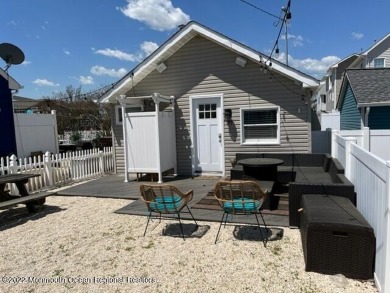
[241,107,280,144]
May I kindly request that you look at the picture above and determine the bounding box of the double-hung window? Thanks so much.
[115,105,143,125]
[240,106,280,145]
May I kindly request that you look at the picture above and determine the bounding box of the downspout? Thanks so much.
[365,106,370,127]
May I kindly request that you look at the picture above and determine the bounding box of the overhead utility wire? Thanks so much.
[240,0,290,64]
[240,0,282,20]
[266,0,290,64]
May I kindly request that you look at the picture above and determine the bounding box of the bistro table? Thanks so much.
[237,158,284,181]
[0,173,46,212]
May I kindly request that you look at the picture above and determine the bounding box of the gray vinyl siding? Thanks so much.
[333,56,358,108]
[340,82,361,130]
[111,104,125,174]
[368,106,390,129]
[112,36,311,175]
[367,37,390,68]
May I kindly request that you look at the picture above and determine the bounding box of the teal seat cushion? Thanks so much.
[149,196,182,212]
[223,198,260,213]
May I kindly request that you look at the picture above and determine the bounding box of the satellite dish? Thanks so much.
[0,43,25,71]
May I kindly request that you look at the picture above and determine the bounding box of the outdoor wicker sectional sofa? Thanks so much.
[230,153,356,227]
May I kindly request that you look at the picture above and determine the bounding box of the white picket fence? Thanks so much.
[331,130,390,293]
[0,147,114,195]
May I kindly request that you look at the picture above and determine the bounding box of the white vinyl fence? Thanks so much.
[320,111,340,130]
[331,131,390,293]
[0,147,114,195]
[313,127,390,161]
[14,110,59,159]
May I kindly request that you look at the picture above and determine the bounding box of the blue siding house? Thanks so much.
[0,69,21,158]
[337,68,390,130]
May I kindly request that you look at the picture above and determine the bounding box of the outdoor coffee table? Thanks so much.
[237,158,284,181]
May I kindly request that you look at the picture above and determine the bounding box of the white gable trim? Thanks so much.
[99,22,318,103]
[363,33,390,55]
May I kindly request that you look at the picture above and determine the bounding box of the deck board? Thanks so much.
[56,174,289,227]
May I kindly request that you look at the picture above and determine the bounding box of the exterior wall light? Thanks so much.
[224,109,232,123]
[235,56,247,67]
[156,62,167,73]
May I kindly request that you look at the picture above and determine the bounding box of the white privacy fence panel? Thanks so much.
[320,111,340,130]
[126,113,158,172]
[331,133,348,168]
[14,111,59,158]
[370,130,390,161]
[338,129,365,146]
[0,147,114,194]
[337,128,390,161]
[332,132,390,293]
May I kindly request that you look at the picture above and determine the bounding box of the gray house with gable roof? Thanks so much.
[99,21,319,179]
[337,68,390,130]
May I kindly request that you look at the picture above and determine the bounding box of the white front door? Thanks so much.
[192,97,223,173]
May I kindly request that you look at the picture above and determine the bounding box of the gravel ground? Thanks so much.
[0,196,377,293]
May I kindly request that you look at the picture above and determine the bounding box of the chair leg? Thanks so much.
[215,212,227,244]
[254,213,267,247]
[176,212,186,241]
[223,213,229,228]
[186,205,198,227]
[143,211,152,237]
[258,211,269,233]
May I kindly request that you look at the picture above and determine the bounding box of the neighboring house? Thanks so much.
[99,21,319,179]
[316,32,390,131]
[337,68,390,130]
[323,54,359,112]
[12,95,42,113]
[349,32,390,69]
[0,68,22,158]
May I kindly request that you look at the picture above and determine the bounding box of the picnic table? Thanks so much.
[0,174,49,212]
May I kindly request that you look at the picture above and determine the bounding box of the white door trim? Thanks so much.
[189,94,225,176]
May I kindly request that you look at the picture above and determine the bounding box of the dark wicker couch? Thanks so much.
[230,153,356,227]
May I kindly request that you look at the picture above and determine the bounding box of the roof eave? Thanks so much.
[0,69,22,90]
[99,21,319,103]
[358,101,390,107]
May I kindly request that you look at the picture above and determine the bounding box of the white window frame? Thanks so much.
[373,58,385,68]
[115,105,144,125]
[240,106,280,145]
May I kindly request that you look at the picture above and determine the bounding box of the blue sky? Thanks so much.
[2,0,389,99]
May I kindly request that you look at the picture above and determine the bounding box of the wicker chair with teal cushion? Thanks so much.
[140,184,198,239]
[214,180,269,246]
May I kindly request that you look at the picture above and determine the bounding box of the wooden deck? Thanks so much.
[56,174,289,227]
